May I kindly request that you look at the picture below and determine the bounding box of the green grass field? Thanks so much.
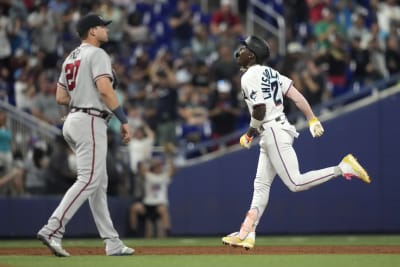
[1,235,400,267]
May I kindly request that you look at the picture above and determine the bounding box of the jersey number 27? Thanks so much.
[65,60,81,91]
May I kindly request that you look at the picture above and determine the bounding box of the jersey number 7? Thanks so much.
[65,60,81,91]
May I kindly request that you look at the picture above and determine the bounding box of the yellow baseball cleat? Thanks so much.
[222,232,255,250]
[339,154,371,184]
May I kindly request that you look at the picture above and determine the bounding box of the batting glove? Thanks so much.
[308,117,324,138]
[240,134,253,149]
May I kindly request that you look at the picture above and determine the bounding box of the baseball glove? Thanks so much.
[112,69,119,90]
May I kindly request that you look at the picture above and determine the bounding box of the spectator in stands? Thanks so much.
[208,80,240,142]
[178,87,209,127]
[0,110,13,182]
[30,72,65,126]
[347,11,369,42]
[321,33,349,97]
[0,151,24,196]
[126,104,145,130]
[8,13,31,59]
[128,123,155,181]
[191,59,212,102]
[280,42,307,87]
[124,9,150,45]
[129,160,146,236]
[210,0,243,41]
[13,68,36,112]
[367,36,389,82]
[301,58,328,107]
[0,7,12,67]
[131,154,176,238]
[107,129,131,196]
[127,49,151,104]
[385,34,400,75]
[283,0,310,42]
[0,67,10,102]
[306,0,330,25]
[374,0,400,37]
[127,123,155,236]
[23,141,51,195]
[314,5,345,53]
[360,21,385,50]
[27,1,61,69]
[99,0,124,54]
[152,69,178,146]
[191,23,216,63]
[149,47,176,86]
[349,36,370,87]
[44,135,75,194]
[210,43,240,85]
[177,86,211,156]
[169,0,194,58]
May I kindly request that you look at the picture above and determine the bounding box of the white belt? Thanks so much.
[261,115,287,130]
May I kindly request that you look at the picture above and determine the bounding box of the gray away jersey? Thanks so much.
[57,43,113,111]
[241,64,293,122]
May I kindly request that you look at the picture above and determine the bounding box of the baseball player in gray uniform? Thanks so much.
[222,36,371,249]
[37,14,133,257]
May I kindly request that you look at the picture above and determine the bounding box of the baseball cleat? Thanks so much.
[107,246,135,256]
[37,233,70,257]
[222,231,255,250]
[339,154,371,184]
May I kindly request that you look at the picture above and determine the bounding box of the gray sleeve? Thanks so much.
[91,49,113,83]
[57,63,67,89]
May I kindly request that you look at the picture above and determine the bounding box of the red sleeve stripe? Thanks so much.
[94,73,112,82]
[57,82,67,88]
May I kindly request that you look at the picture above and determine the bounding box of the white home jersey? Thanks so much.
[241,65,293,122]
[57,43,113,111]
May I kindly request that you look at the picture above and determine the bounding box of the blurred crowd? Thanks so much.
[0,0,400,200]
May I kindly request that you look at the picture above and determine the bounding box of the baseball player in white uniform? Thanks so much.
[37,14,133,257]
[222,36,371,250]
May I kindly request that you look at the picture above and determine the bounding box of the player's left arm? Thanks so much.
[96,77,131,144]
[286,85,324,138]
[56,84,71,106]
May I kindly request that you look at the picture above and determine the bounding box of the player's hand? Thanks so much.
[308,117,324,138]
[240,133,253,149]
[120,123,132,144]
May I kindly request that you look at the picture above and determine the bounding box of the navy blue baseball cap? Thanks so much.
[76,14,112,37]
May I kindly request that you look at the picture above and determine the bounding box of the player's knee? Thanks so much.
[287,183,302,192]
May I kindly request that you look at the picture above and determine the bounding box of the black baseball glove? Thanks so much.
[112,69,119,90]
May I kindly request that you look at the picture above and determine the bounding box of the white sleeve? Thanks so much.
[279,73,293,95]
[242,70,265,106]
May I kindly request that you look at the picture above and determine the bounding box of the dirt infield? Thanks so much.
[2,246,400,256]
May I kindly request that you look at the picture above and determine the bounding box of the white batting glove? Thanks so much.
[308,117,324,138]
[240,134,253,149]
